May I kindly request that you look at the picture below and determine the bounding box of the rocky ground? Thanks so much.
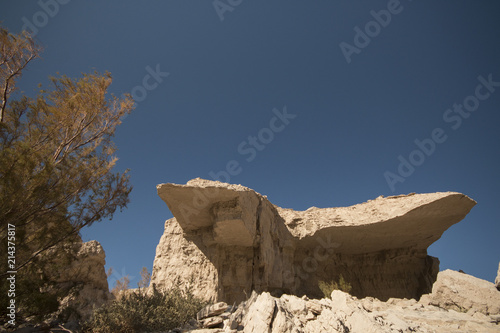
[173,269,500,332]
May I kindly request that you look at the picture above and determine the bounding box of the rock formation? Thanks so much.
[496,262,500,291]
[45,239,110,322]
[183,284,499,333]
[151,178,476,305]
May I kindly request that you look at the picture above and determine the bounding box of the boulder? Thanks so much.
[151,178,476,304]
[212,289,500,333]
[419,269,500,316]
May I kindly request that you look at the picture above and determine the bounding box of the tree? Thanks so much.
[0,27,40,122]
[111,275,130,299]
[0,26,134,323]
[138,266,151,289]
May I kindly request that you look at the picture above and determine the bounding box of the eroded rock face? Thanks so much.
[151,178,476,304]
[46,239,110,321]
[150,214,219,302]
[152,179,294,304]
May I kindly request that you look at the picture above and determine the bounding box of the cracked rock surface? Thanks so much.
[151,178,476,304]
[173,279,500,333]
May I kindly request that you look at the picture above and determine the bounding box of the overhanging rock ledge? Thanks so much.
[151,178,476,304]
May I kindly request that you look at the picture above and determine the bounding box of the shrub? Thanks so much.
[318,274,352,298]
[110,275,130,299]
[83,284,205,333]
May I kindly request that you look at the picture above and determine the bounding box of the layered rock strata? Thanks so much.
[151,178,476,304]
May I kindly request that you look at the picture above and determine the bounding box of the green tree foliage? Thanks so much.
[83,285,205,333]
[318,274,353,298]
[0,26,134,324]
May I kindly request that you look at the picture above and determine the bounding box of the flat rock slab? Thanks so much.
[197,302,228,320]
[158,179,476,253]
[200,316,224,328]
[278,192,476,253]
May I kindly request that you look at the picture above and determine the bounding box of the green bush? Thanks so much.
[318,274,352,298]
[83,284,205,333]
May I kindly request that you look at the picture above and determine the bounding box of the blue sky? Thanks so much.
[2,1,499,288]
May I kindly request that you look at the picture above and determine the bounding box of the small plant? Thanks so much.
[137,267,151,289]
[83,284,205,333]
[318,274,352,298]
[110,275,130,299]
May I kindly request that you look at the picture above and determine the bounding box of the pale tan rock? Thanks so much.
[153,179,295,304]
[496,262,500,291]
[220,290,500,333]
[279,191,475,301]
[305,311,316,321]
[201,316,224,328]
[419,269,500,315]
[240,292,276,332]
[281,294,307,316]
[306,300,323,315]
[45,239,110,321]
[277,191,473,249]
[152,178,476,303]
[197,302,228,320]
[150,217,219,303]
[272,299,303,333]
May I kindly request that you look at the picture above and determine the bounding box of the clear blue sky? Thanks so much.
[2,1,499,289]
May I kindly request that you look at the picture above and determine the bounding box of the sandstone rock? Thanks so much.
[45,239,110,321]
[419,269,500,316]
[200,316,223,328]
[215,290,500,332]
[152,179,476,304]
[184,272,500,332]
[240,292,276,332]
[278,190,475,301]
[150,215,220,303]
[152,179,295,304]
[197,302,228,320]
[496,262,500,291]
[306,300,323,315]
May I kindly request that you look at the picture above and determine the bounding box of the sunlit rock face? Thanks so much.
[151,178,476,304]
[45,239,110,321]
